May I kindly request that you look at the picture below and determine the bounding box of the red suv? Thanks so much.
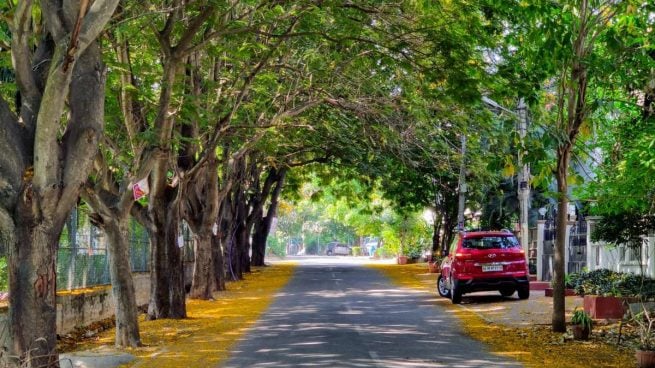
[437,231,529,304]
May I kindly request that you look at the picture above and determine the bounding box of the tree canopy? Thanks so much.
[1,0,655,364]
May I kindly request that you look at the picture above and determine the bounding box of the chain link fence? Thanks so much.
[56,208,151,291]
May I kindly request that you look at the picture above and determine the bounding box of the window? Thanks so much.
[463,236,520,250]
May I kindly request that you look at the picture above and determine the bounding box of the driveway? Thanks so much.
[221,257,521,367]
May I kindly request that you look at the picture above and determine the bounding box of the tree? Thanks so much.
[0,0,119,364]
[547,0,627,333]
[579,2,655,218]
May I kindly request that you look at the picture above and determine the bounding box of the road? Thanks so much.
[221,256,521,368]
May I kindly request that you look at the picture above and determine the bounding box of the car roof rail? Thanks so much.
[500,228,513,234]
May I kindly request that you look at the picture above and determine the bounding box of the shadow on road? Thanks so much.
[223,264,521,368]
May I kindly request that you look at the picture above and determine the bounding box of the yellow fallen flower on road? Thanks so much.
[72,263,295,368]
[371,263,634,368]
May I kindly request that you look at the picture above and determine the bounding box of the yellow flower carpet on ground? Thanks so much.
[370,263,635,368]
[73,263,295,368]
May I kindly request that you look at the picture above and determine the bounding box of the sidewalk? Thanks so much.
[401,262,584,328]
[453,289,583,328]
[374,263,635,368]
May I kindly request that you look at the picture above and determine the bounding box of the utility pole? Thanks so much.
[517,98,531,261]
[457,134,467,232]
[481,96,531,260]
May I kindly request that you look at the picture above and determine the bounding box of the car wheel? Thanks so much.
[518,286,530,300]
[437,275,450,298]
[327,250,333,256]
[499,288,516,297]
[451,278,462,304]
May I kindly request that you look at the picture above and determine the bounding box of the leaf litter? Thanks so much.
[62,263,296,368]
[371,263,636,368]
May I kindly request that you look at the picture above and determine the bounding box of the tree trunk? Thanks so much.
[241,222,252,274]
[242,243,252,274]
[220,195,238,281]
[148,189,186,320]
[552,0,591,333]
[251,169,286,266]
[0,0,118,363]
[212,234,226,291]
[250,217,267,267]
[232,216,246,280]
[227,180,249,280]
[104,216,142,347]
[189,231,216,299]
[9,218,59,367]
[183,154,222,300]
[431,215,442,256]
[552,147,570,333]
[4,39,111,367]
[441,197,458,252]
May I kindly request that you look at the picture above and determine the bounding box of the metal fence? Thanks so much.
[56,208,151,291]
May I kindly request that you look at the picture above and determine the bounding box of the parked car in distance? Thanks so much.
[437,230,529,304]
[326,242,351,256]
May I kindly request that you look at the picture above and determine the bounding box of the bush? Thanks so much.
[405,246,423,259]
[375,247,393,258]
[351,246,361,256]
[266,236,286,257]
[570,269,655,298]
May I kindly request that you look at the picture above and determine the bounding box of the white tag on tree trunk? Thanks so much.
[132,177,149,200]
[212,223,218,236]
[178,235,184,248]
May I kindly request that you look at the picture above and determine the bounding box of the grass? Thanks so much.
[370,263,636,368]
[74,263,296,368]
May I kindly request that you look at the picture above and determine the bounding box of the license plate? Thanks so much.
[482,264,503,272]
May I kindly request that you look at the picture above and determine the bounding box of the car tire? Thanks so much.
[518,286,530,300]
[499,288,516,297]
[437,275,450,298]
[451,277,462,304]
[327,250,333,256]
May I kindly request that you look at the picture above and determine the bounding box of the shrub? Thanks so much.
[266,236,287,257]
[570,269,655,298]
[351,246,362,256]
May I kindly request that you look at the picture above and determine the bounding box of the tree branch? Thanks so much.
[159,0,183,43]
[76,0,121,56]
[0,206,15,252]
[172,5,217,59]
[11,0,40,107]
[63,0,91,72]
[0,96,25,211]
[57,43,107,220]
[41,0,66,41]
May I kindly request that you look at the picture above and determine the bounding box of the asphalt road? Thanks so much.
[221,257,522,368]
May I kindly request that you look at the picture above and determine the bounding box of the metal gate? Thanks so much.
[568,220,587,274]
[542,220,555,281]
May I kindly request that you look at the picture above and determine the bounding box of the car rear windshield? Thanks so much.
[463,236,519,250]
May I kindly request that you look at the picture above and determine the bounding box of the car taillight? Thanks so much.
[455,252,472,260]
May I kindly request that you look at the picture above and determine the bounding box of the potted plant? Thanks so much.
[570,308,592,340]
[633,304,655,368]
[574,269,638,319]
